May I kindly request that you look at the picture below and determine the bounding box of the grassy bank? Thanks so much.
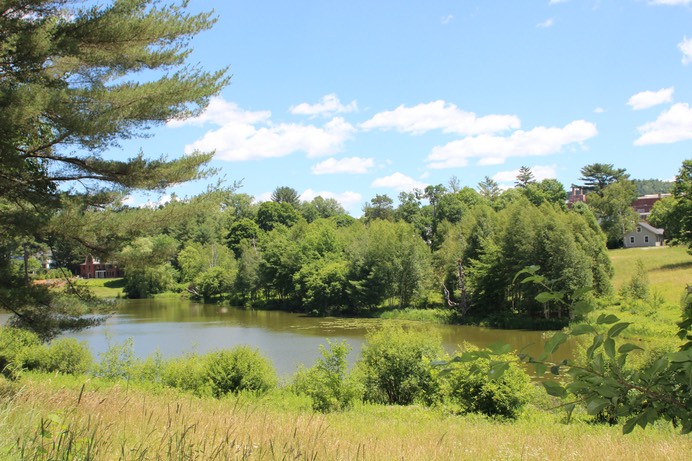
[75,277,126,298]
[1,376,689,461]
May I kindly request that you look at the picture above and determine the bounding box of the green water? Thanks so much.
[5,299,573,376]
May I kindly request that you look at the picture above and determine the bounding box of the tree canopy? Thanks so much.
[579,163,629,195]
[0,0,229,338]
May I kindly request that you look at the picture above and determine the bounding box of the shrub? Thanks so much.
[162,353,209,395]
[205,347,276,397]
[0,327,41,379]
[440,346,533,419]
[96,338,136,380]
[292,340,361,412]
[37,338,92,375]
[356,325,444,405]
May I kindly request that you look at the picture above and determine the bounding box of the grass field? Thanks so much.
[1,376,689,461]
[75,277,126,298]
[609,245,692,304]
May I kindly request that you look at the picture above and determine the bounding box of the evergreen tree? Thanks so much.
[270,186,301,208]
[477,176,501,202]
[515,166,535,188]
[579,163,629,195]
[0,0,229,337]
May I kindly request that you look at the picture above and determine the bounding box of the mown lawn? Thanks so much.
[75,277,126,298]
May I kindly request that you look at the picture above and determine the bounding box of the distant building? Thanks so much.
[623,222,665,248]
[79,254,122,278]
[567,186,587,208]
[632,194,671,221]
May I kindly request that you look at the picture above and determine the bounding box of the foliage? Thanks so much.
[439,345,533,419]
[205,347,277,397]
[515,166,536,188]
[633,179,673,196]
[29,338,93,375]
[292,340,361,412]
[0,0,228,338]
[161,353,209,395]
[587,180,639,248]
[620,259,650,301]
[580,163,630,195]
[672,159,692,250]
[516,268,692,434]
[0,327,41,379]
[356,325,444,405]
[95,338,136,381]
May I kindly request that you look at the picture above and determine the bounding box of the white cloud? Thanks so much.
[299,189,363,209]
[311,157,375,175]
[360,100,520,135]
[634,102,692,145]
[537,18,555,28]
[177,98,355,161]
[549,0,570,4]
[594,107,605,113]
[426,120,597,169]
[371,172,427,192]
[168,97,270,127]
[290,94,358,118]
[492,165,558,183]
[627,87,674,110]
[441,14,454,24]
[679,37,692,65]
[650,1,692,5]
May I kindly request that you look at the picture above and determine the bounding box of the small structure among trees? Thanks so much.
[79,254,122,279]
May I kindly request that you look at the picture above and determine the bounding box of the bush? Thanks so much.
[162,353,209,395]
[0,327,41,379]
[440,346,533,419]
[356,325,444,405]
[205,347,276,397]
[96,338,136,380]
[292,340,361,412]
[35,338,92,375]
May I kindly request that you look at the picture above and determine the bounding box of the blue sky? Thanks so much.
[121,0,692,215]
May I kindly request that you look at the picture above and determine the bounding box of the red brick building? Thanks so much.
[79,254,122,279]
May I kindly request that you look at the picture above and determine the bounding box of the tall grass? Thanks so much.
[1,379,689,461]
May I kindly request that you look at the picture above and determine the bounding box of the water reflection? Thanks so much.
[3,300,573,377]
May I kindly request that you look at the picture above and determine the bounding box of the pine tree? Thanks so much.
[0,0,229,338]
[515,166,535,188]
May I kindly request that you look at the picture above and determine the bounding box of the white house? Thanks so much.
[623,222,665,248]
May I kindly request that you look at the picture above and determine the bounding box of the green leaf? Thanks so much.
[604,338,616,359]
[487,342,512,355]
[570,323,597,336]
[623,417,638,435]
[668,351,692,363]
[488,361,509,380]
[586,334,605,359]
[572,286,593,299]
[592,353,604,374]
[544,332,569,355]
[535,291,563,304]
[607,322,631,339]
[618,343,644,353]
[586,398,611,415]
[533,362,547,376]
[597,314,620,325]
[542,380,567,398]
[648,356,668,376]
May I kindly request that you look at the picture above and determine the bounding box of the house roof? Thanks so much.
[636,222,664,235]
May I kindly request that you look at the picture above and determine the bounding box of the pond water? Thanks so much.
[2,299,573,377]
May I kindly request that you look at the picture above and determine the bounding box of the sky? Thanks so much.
[119,0,692,216]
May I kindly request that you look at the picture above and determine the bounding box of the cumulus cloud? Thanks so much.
[426,120,597,169]
[537,18,555,28]
[311,157,375,175]
[634,102,692,145]
[175,98,355,161]
[360,100,520,136]
[492,165,558,183]
[679,37,692,65]
[299,189,362,209]
[371,172,427,192]
[290,94,358,118]
[627,87,674,110]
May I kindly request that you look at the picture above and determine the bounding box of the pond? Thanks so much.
[3,299,573,377]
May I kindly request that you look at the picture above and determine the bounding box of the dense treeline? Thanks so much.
[50,179,614,325]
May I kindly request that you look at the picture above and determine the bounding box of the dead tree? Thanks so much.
[443,259,470,316]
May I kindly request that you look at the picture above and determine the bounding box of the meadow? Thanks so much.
[1,246,690,460]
